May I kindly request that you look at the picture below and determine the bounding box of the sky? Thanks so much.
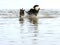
[0,0,60,9]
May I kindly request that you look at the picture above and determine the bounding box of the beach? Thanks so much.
[0,9,60,45]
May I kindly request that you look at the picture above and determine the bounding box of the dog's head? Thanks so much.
[33,5,40,11]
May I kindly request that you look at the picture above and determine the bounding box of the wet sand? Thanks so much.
[0,16,60,45]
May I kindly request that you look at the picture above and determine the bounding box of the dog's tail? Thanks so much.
[24,10,28,13]
[24,10,30,15]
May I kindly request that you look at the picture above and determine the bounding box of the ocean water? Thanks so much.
[0,9,60,45]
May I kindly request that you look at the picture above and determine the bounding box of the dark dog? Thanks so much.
[20,8,25,17]
[27,5,40,16]
[19,8,25,21]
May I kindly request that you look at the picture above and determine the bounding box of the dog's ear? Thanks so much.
[33,5,40,11]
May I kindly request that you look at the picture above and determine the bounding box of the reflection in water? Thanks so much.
[20,23,24,33]
[1,17,60,45]
[32,24,39,45]
[19,14,38,24]
[19,16,24,24]
[28,15,38,24]
[19,20,24,24]
[28,23,39,45]
[19,17,24,21]
[19,18,39,45]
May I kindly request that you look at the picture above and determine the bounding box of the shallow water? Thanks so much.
[0,17,60,45]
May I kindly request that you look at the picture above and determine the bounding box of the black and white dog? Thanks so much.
[26,5,40,24]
